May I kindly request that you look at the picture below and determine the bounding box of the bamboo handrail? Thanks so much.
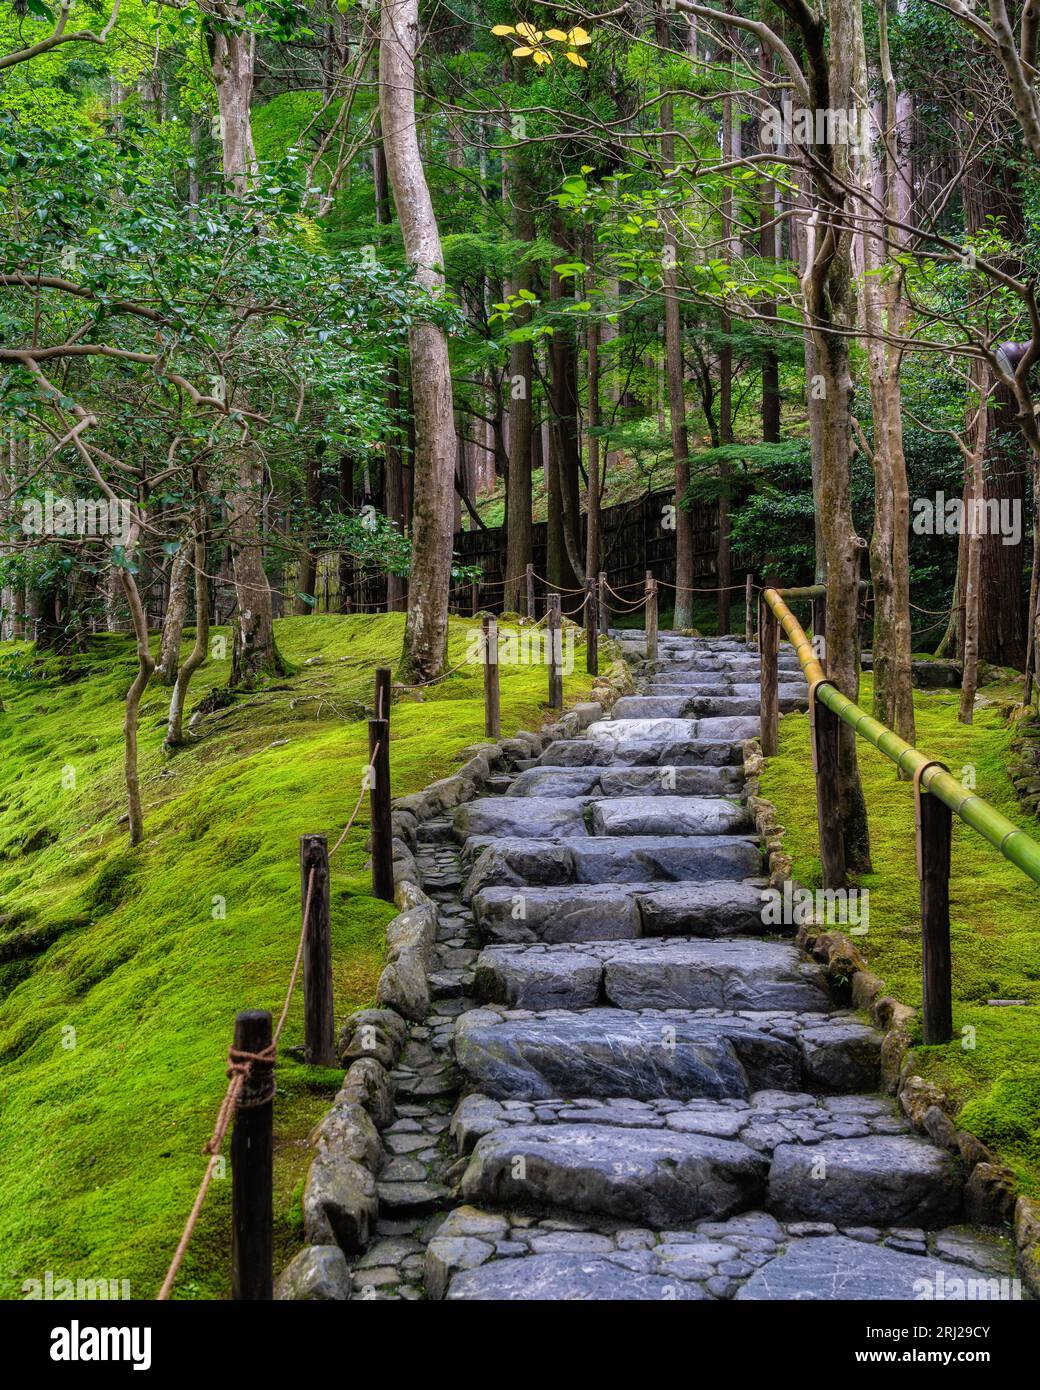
[761,585,1040,888]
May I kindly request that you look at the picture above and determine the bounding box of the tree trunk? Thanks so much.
[229,452,284,687]
[862,0,915,745]
[293,456,322,615]
[167,508,210,747]
[504,152,535,614]
[157,545,190,685]
[208,26,257,197]
[961,387,989,723]
[380,0,456,681]
[656,10,694,628]
[789,0,872,872]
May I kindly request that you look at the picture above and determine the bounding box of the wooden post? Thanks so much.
[374,666,391,725]
[916,769,953,1044]
[597,570,609,636]
[483,614,500,737]
[368,695,393,901]
[547,593,563,709]
[526,563,536,621]
[300,835,334,1066]
[759,596,779,756]
[745,574,754,647]
[645,570,659,661]
[585,578,599,675]
[470,580,479,616]
[811,593,827,669]
[231,1008,274,1301]
[810,691,846,889]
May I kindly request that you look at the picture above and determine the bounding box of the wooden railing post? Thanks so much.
[525,563,536,621]
[300,834,334,1065]
[231,1008,274,1301]
[585,578,599,675]
[470,580,479,617]
[916,766,954,1044]
[759,596,779,756]
[597,571,609,635]
[745,573,754,647]
[483,614,500,737]
[810,690,846,889]
[368,671,393,900]
[547,593,563,709]
[645,570,658,661]
[374,666,391,724]
[812,592,827,667]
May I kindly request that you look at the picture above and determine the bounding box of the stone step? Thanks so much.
[430,1218,1006,1302]
[532,737,745,768]
[473,938,831,1012]
[462,835,762,899]
[453,1006,881,1101]
[587,716,761,743]
[458,1123,768,1227]
[647,659,801,678]
[453,795,750,844]
[449,1099,960,1230]
[507,765,744,799]
[471,879,770,944]
[473,878,771,944]
[617,694,806,719]
[641,682,806,698]
[589,796,752,837]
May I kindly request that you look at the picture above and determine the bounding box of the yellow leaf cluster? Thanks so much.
[490,21,591,68]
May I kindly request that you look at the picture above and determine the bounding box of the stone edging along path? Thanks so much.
[275,631,1039,1302]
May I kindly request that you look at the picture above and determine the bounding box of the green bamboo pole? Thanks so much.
[762,587,1040,887]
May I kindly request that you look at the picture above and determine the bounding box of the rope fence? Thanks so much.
[156,687,392,1302]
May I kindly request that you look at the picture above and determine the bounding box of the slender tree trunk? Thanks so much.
[207,18,282,685]
[862,0,915,745]
[656,10,694,628]
[758,44,781,444]
[167,509,210,747]
[380,0,456,680]
[549,213,585,586]
[961,374,990,722]
[158,545,190,684]
[293,456,322,615]
[787,0,872,872]
[504,152,535,613]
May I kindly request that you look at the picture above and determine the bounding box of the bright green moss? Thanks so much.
[760,674,1040,1195]
[0,614,595,1300]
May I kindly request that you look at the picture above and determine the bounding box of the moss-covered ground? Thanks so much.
[0,613,595,1300]
[759,670,1040,1197]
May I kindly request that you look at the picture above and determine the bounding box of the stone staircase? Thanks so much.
[362,631,1018,1301]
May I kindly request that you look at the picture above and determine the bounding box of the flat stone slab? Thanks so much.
[471,883,643,944]
[453,1006,880,1101]
[534,738,745,768]
[734,1234,1007,1301]
[459,1123,768,1225]
[453,797,588,842]
[470,879,769,945]
[768,1136,963,1227]
[463,835,762,898]
[474,939,831,1012]
[507,765,743,799]
[637,881,775,937]
[587,717,700,742]
[590,796,751,837]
